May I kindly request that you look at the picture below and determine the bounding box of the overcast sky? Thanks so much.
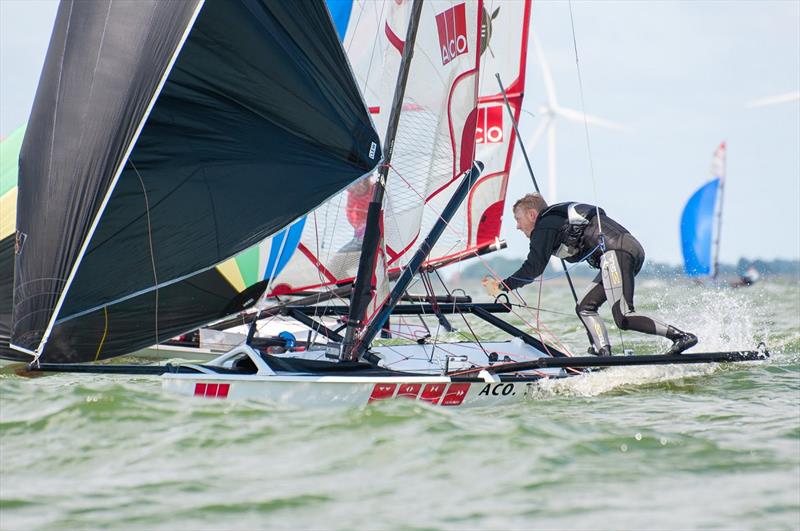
[2,0,798,264]
[507,0,800,264]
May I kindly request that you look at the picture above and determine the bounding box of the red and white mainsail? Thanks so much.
[426,0,531,267]
[263,0,531,299]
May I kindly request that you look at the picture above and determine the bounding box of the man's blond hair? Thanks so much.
[512,193,548,215]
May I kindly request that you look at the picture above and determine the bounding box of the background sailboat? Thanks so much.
[680,142,726,279]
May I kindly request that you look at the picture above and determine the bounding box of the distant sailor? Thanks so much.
[483,193,698,356]
[732,265,760,288]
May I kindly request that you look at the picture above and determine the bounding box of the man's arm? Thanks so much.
[501,220,560,291]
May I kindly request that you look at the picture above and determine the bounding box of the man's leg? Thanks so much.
[600,250,697,354]
[576,273,612,355]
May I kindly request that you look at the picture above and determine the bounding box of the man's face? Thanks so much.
[513,207,537,238]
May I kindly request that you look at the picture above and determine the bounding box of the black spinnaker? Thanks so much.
[11,0,381,362]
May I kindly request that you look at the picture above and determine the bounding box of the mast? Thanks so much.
[341,0,424,361]
[711,142,726,280]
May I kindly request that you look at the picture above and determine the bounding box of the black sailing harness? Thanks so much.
[540,202,606,266]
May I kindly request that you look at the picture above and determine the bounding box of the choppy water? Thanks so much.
[2,279,799,530]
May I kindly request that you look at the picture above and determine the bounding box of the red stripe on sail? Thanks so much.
[475,200,504,245]
[296,243,338,283]
[385,22,404,54]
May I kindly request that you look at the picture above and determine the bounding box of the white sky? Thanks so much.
[2,0,798,264]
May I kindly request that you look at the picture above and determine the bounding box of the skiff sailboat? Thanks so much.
[680,142,759,287]
[680,142,726,280]
[9,0,765,406]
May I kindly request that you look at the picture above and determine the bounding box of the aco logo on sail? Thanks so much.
[435,3,468,65]
[476,105,504,144]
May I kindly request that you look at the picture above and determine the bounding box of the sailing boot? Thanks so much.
[665,326,698,355]
[587,345,612,357]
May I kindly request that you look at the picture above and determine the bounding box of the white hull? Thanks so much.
[162,373,541,408]
[161,339,570,408]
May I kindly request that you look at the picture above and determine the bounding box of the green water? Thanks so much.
[1,279,798,530]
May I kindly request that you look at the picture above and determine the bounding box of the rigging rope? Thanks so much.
[567,1,625,352]
[131,160,160,349]
[567,0,602,232]
[383,163,558,351]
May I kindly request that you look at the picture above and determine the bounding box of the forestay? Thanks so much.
[11,0,381,362]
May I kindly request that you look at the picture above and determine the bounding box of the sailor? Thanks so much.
[339,177,375,253]
[482,193,698,356]
[732,265,760,288]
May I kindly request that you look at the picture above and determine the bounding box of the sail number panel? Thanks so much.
[368,382,479,406]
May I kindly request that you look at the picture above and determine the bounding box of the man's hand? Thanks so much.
[482,276,503,297]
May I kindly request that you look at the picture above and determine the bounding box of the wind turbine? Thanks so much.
[746,91,800,108]
[516,33,623,203]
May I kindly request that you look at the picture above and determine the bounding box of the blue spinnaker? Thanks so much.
[264,217,307,281]
[326,0,354,40]
[680,178,720,277]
